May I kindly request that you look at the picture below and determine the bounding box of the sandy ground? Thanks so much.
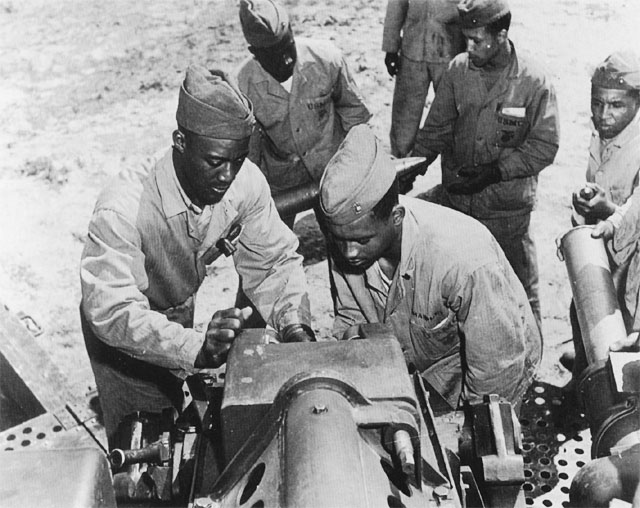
[1,0,639,419]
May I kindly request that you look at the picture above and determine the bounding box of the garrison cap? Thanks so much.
[591,51,640,91]
[176,65,255,139]
[457,0,510,29]
[239,0,290,48]
[319,125,396,226]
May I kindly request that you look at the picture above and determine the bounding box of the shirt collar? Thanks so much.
[596,106,640,150]
[397,196,418,280]
[155,149,206,218]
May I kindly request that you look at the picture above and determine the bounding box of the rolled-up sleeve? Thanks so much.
[80,209,203,376]
[233,172,311,330]
[454,263,539,405]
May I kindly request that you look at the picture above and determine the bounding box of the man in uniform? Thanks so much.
[80,65,314,445]
[382,0,464,158]
[235,0,372,228]
[562,50,640,378]
[320,125,541,411]
[412,0,560,326]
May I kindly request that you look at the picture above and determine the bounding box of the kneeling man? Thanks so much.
[320,125,541,411]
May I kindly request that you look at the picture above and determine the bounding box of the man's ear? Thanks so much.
[391,204,405,227]
[497,28,508,44]
[172,129,186,154]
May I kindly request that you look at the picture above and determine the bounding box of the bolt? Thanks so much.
[433,485,451,504]
[312,404,328,414]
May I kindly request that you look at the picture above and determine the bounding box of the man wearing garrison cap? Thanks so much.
[411,0,559,329]
[80,65,314,445]
[560,51,640,386]
[235,0,371,227]
[321,125,541,411]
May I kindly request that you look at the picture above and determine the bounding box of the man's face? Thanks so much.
[177,132,250,206]
[462,26,500,67]
[250,29,297,83]
[327,211,398,271]
[591,86,640,139]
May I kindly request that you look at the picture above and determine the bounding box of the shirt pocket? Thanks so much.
[495,106,529,148]
[410,309,459,366]
[303,92,333,126]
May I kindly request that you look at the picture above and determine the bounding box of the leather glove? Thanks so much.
[446,163,501,195]
[194,307,253,368]
[384,52,400,77]
[280,323,316,343]
[572,183,616,222]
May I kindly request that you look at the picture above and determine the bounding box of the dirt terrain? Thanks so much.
[1,0,638,423]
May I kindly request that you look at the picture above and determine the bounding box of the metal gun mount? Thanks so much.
[557,226,640,506]
[0,293,627,507]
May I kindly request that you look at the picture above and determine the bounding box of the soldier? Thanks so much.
[320,125,541,412]
[235,0,372,228]
[572,51,640,230]
[80,65,314,445]
[382,0,465,158]
[562,51,640,377]
[411,0,560,327]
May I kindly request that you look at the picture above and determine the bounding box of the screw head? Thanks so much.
[312,404,328,414]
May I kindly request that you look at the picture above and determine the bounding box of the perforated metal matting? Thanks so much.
[519,381,591,507]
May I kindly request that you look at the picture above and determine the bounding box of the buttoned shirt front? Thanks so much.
[330,197,541,407]
[80,150,311,378]
[382,0,464,63]
[236,38,372,193]
[416,44,560,219]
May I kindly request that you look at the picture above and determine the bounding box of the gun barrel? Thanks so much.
[558,225,627,365]
[272,157,428,218]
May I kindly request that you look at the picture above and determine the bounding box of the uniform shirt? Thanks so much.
[80,150,311,378]
[416,43,560,219]
[610,194,640,332]
[382,0,463,63]
[588,110,640,331]
[585,108,640,226]
[236,38,372,193]
[330,197,541,407]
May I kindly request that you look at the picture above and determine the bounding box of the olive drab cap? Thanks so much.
[591,51,640,91]
[176,65,255,139]
[457,0,510,29]
[239,0,290,48]
[319,125,396,226]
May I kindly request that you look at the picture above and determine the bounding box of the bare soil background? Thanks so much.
[1,0,638,415]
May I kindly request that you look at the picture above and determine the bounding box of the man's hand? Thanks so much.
[280,323,316,343]
[572,183,615,222]
[591,220,615,240]
[194,307,253,368]
[610,332,640,353]
[447,163,501,195]
[384,52,400,77]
